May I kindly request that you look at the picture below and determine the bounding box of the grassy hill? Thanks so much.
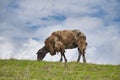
[0,60,120,80]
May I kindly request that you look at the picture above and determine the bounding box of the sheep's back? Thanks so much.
[51,30,76,49]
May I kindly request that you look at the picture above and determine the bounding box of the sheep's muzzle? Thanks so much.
[37,53,46,60]
[36,48,48,60]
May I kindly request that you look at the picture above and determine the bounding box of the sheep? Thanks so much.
[36,29,87,63]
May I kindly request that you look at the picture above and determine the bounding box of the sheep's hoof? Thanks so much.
[77,61,79,62]
[65,60,67,63]
[60,59,63,62]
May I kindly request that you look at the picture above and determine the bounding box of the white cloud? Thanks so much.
[101,0,120,21]
[14,39,41,60]
[86,25,120,64]
[0,37,14,59]
[63,16,104,31]
[36,25,64,39]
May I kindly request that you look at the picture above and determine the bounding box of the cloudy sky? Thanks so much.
[0,0,120,65]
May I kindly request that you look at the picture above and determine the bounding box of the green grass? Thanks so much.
[0,60,120,80]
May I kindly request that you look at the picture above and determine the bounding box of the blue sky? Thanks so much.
[0,0,120,64]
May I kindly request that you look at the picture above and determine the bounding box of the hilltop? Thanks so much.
[0,60,120,80]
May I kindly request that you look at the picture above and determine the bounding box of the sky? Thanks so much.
[0,0,120,65]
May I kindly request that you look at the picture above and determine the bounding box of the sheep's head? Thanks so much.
[36,46,48,60]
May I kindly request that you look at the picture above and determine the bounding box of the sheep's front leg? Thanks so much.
[60,53,63,62]
[62,52,67,62]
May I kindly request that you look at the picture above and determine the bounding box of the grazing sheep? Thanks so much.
[36,29,87,63]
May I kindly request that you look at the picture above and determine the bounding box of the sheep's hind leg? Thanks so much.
[82,54,86,63]
[77,53,81,62]
[77,48,81,62]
